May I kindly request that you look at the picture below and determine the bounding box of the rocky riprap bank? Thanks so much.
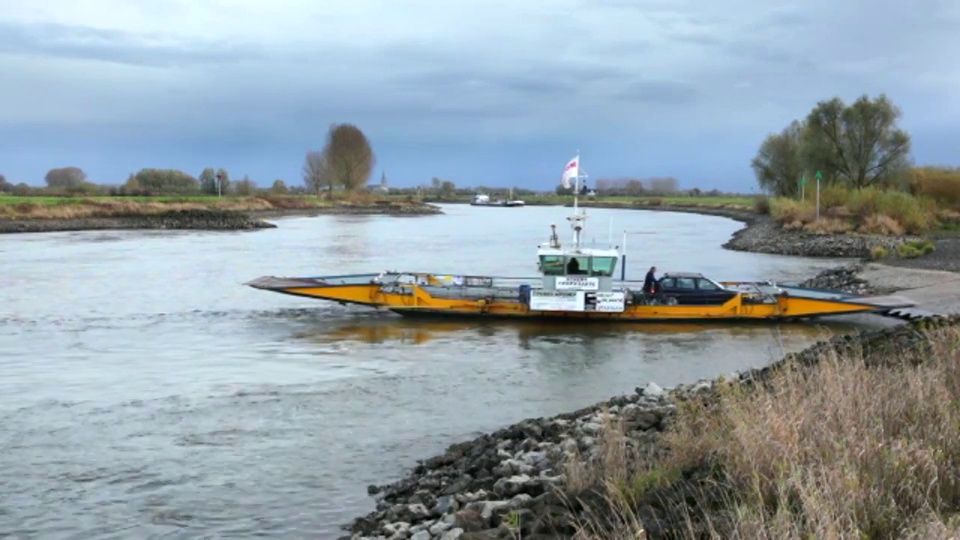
[342,315,959,540]
[722,216,913,258]
[0,209,276,234]
[793,263,890,296]
[342,381,680,540]
[619,205,912,259]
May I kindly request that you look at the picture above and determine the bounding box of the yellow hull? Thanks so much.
[245,273,916,322]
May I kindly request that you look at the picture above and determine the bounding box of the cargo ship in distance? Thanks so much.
[470,190,525,207]
[246,154,916,322]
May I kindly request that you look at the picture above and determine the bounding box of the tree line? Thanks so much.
[2,121,702,199]
[0,166,296,197]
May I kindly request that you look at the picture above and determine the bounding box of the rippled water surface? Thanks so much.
[0,204,890,538]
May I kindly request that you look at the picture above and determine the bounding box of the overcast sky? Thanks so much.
[1,0,957,191]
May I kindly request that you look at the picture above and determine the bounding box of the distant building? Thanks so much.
[368,171,389,192]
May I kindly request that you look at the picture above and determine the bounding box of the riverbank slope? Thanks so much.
[341,313,960,539]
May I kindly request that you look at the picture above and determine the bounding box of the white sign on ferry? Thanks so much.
[555,276,599,291]
[592,291,626,312]
[529,290,584,311]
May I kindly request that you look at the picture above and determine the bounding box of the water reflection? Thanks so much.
[294,312,855,349]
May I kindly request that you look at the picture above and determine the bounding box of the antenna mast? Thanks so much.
[567,150,588,249]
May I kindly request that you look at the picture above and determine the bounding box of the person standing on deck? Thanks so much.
[643,266,657,294]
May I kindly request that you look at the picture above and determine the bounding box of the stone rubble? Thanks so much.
[722,217,914,259]
[339,380,689,540]
[795,263,890,296]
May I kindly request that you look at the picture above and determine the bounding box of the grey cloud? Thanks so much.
[0,21,258,67]
[605,78,699,104]
[0,0,956,152]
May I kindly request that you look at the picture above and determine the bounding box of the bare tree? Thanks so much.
[302,149,331,195]
[270,179,288,194]
[235,175,256,196]
[647,177,679,194]
[322,123,376,191]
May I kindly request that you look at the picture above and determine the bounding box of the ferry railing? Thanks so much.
[372,270,541,288]
[300,272,383,285]
[720,281,782,304]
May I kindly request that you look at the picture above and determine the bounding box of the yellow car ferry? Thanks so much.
[246,155,916,322]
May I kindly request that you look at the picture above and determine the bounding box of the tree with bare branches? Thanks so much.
[302,149,331,195]
[322,123,376,192]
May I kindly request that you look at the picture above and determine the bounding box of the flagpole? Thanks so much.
[573,149,580,214]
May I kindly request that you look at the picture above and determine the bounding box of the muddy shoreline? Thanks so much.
[0,203,443,234]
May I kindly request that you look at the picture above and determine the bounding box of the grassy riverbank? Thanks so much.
[568,317,960,539]
[0,193,440,219]
[0,194,442,233]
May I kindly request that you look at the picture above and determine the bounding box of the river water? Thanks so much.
[0,204,890,539]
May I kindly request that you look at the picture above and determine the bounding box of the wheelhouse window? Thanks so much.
[539,255,618,276]
[539,255,565,275]
[587,256,617,277]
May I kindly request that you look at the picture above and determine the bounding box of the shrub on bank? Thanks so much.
[897,239,936,259]
[802,217,852,234]
[769,187,937,235]
[753,195,770,215]
[870,245,889,260]
[859,214,905,235]
[569,322,960,539]
[909,167,960,207]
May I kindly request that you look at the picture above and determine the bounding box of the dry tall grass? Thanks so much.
[910,167,960,207]
[769,186,940,235]
[562,409,655,540]
[569,323,960,539]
